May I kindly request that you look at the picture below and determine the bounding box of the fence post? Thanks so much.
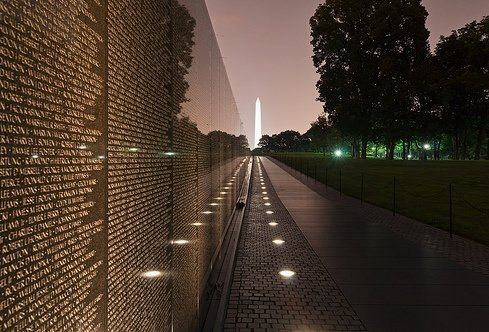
[393,176,396,216]
[449,183,453,239]
[339,169,342,195]
[361,173,364,203]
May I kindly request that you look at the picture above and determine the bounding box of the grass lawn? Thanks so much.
[270,153,489,246]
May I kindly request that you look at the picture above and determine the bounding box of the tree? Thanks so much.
[434,16,489,160]
[305,114,342,155]
[310,0,429,159]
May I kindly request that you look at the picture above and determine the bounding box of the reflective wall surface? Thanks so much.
[0,1,248,330]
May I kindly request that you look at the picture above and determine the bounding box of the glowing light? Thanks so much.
[279,270,295,278]
[142,270,163,278]
[266,210,274,214]
[264,203,271,206]
[209,203,219,206]
[129,147,139,152]
[408,154,412,159]
[191,223,204,226]
[202,211,213,214]
[220,192,228,195]
[269,222,278,226]
[272,239,284,244]
[173,240,189,245]
[79,144,87,149]
[215,197,224,200]
[423,144,431,150]
[263,197,269,200]
[261,187,266,190]
[262,191,267,194]
[254,97,262,149]
[98,155,106,159]
[334,150,342,157]
[31,154,40,159]
[164,151,176,156]
[223,187,230,189]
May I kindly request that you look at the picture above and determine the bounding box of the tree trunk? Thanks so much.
[386,141,395,160]
[452,134,459,160]
[474,114,487,160]
[361,139,367,159]
[402,141,406,160]
[353,138,360,159]
[460,129,468,160]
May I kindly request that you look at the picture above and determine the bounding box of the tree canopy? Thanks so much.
[310,0,430,158]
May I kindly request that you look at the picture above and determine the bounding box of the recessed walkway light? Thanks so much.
[279,270,295,278]
[273,239,284,244]
[264,203,271,206]
[173,240,189,245]
[142,270,163,278]
[263,197,269,200]
[202,211,212,214]
[269,222,278,226]
[209,203,219,206]
[191,223,204,226]
[261,187,266,190]
[266,211,274,214]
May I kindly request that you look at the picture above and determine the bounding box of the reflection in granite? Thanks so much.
[0,0,248,330]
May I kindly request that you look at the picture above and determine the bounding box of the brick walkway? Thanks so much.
[224,158,365,331]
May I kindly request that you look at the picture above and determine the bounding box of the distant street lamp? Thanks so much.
[334,149,343,157]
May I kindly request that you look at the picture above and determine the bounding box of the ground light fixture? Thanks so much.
[272,239,284,244]
[142,270,164,278]
[268,222,278,226]
[202,211,213,214]
[190,223,204,226]
[279,270,295,278]
[172,240,189,245]
[264,203,271,206]
[262,191,267,194]
[266,211,274,214]
[334,149,342,157]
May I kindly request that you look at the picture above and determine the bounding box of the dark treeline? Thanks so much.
[276,0,489,160]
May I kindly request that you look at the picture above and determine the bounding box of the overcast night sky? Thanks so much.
[204,0,489,147]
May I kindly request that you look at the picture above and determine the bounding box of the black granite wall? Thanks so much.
[0,0,248,330]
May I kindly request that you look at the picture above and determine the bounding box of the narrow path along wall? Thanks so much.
[0,1,248,331]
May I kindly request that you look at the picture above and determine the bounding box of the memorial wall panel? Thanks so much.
[0,0,108,330]
[1,0,248,331]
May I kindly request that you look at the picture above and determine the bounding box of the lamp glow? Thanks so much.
[173,240,189,245]
[142,270,163,278]
[279,270,295,278]
[273,239,284,244]
[266,211,274,214]
[269,222,278,226]
[334,150,342,157]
